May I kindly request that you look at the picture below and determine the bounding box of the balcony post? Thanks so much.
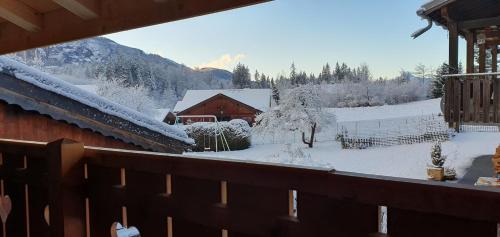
[47,139,86,237]
[466,32,474,73]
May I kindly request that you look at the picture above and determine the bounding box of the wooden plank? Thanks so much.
[171,176,220,237]
[479,43,486,73]
[26,155,49,237]
[483,78,491,123]
[226,183,289,237]
[87,164,122,237]
[466,32,474,73]
[463,79,471,122]
[0,0,42,31]
[2,152,28,237]
[448,22,459,74]
[125,170,166,237]
[496,79,500,122]
[0,0,270,54]
[52,0,98,20]
[473,79,481,122]
[47,139,85,237]
[492,46,498,73]
[444,78,451,123]
[388,208,497,237]
[453,78,461,129]
[296,193,378,236]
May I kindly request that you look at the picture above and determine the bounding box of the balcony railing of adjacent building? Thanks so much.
[444,72,500,129]
[0,138,499,237]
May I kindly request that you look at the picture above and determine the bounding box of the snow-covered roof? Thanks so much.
[0,56,193,146]
[420,0,454,15]
[174,89,272,113]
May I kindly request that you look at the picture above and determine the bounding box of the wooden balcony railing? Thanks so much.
[0,138,499,237]
[445,74,500,128]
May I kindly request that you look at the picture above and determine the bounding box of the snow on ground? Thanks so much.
[188,133,500,180]
[331,98,441,122]
[186,98,499,181]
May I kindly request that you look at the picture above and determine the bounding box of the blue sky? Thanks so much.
[105,0,466,79]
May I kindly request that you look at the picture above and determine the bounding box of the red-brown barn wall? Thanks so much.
[0,102,141,150]
[178,96,258,124]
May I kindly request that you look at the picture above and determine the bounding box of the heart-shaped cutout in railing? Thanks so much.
[110,222,140,237]
[0,196,11,224]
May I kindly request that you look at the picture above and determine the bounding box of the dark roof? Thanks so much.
[0,68,191,154]
[177,93,262,116]
[418,0,500,33]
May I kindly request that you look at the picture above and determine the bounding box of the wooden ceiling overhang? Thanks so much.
[0,0,270,54]
[421,0,500,45]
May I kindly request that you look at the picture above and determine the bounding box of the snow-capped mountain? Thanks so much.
[8,37,233,107]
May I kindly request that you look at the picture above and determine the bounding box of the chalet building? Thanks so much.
[0,57,191,153]
[173,89,273,124]
[414,0,500,131]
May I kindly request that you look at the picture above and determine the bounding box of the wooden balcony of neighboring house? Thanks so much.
[413,0,500,131]
[0,0,498,237]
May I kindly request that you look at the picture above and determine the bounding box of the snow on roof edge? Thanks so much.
[0,56,193,144]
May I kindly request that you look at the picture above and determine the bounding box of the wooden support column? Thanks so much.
[448,21,460,131]
[479,43,486,73]
[492,46,498,72]
[47,139,85,237]
[466,33,475,73]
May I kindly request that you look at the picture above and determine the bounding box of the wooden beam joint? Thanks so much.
[52,0,99,20]
[0,0,42,32]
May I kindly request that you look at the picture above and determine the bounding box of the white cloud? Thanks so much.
[198,54,246,70]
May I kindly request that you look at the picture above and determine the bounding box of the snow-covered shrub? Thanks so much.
[96,78,158,117]
[185,119,251,151]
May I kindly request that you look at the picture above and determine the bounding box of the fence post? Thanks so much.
[47,139,85,237]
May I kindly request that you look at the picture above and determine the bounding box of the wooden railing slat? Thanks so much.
[3,153,28,237]
[388,207,497,237]
[298,192,378,236]
[125,170,166,237]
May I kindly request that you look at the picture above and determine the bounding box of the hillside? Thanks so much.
[8,37,233,108]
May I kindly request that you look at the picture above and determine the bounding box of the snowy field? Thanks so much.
[186,99,500,180]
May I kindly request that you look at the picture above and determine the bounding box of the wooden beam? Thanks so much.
[479,43,486,73]
[466,32,475,73]
[52,0,98,20]
[449,22,459,74]
[0,0,270,54]
[492,46,498,72]
[0,0,42,32]
[458,16,500,30]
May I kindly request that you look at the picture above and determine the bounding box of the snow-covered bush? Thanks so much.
[319,79,429,108]
[96,78,158,117]
[185,119,251,151]
[255,84,335,148]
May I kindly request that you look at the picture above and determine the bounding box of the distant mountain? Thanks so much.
[8,37,233,107]
[196,67,233,81]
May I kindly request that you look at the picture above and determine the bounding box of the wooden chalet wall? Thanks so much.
[178,94,260,124]
[0,101,140,150]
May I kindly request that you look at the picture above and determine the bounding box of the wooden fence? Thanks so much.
[0,138,500,236]
[445,76,500,128]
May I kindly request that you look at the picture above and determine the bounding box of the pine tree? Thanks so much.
[232,63,251,89]
[430,142,445,167]
[290,63,297,86]
[431,63,449,98]
[271,79,280,104]
[431,62,462,98]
